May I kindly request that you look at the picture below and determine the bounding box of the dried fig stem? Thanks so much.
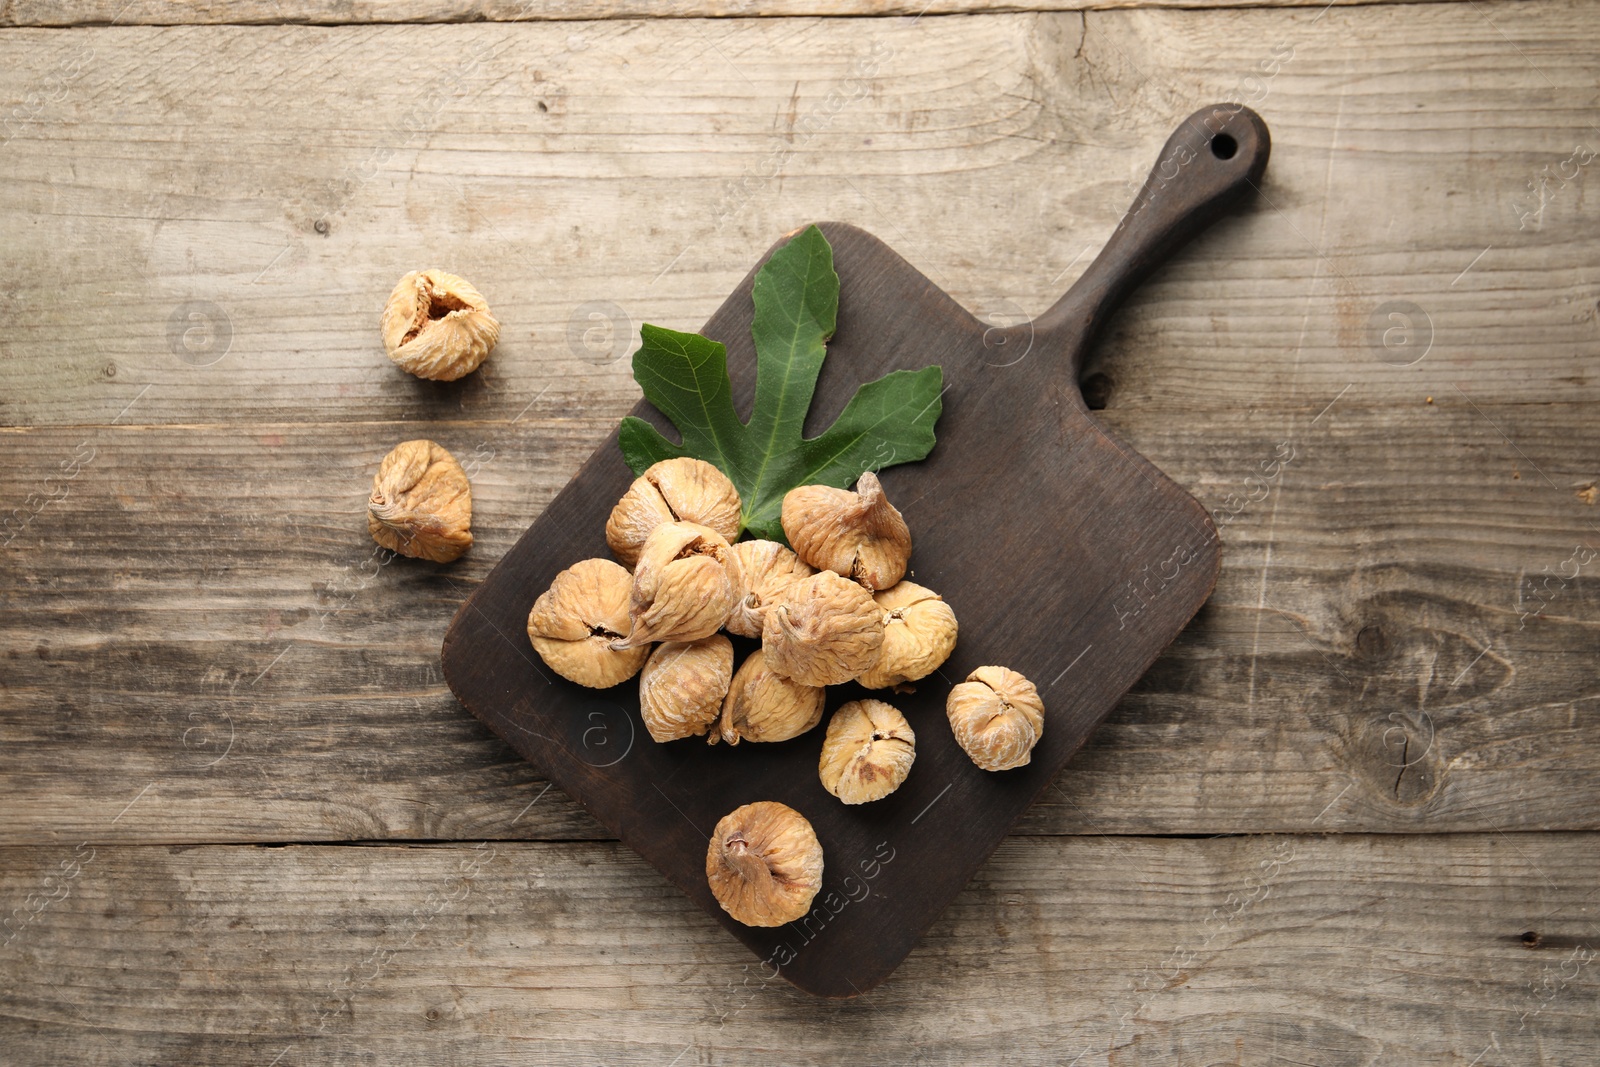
[720,833,773,886]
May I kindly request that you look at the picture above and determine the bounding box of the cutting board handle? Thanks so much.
[1031,104,1270,380]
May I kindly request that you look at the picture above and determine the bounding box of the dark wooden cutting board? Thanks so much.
[442,105,1270,997]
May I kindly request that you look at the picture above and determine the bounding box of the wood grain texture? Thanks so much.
[0,0,1460,29]
[1,0,1597,1045]
[2,835,1595,1063]
[1,5,1597,428]
[7,0,1598,844]
[2,401,1597,844]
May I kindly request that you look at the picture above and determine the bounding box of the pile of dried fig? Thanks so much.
[525,458,1046,927]
[350,263,1054,934]
[527,462,956,761]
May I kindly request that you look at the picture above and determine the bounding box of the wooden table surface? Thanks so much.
[3,0,1597,1062]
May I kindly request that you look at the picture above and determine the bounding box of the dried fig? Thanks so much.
[638,634,734,743]
[946,665,1045,772]
[705,801,823,927]
[855,581,958,690]
[606,458,742,569]
[817,699,916,804]
[724,539,814,638]
[614,521,740,648]
[527,558,650,688]
[380,269,499,381]
[367,439,473,563]
[761,570,884,687]
[715,648,825,745]
[781,471,911,590]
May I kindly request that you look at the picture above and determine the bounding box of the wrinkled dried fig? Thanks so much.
[781,471,911,590]
[380,269,499,381]
[715,648,826,745]
[818,699,916,805]
[724,539,814,638]
[947,665,1045,772]
[614,521,740,648]
[761,570,884,687]
[705,801,823,927]
[606,458,742,569]
[527,558,650,688]
[367,439,473,563]
[855,581,958,690]
[638,634,734,743]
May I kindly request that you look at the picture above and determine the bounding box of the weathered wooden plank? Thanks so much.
[0,4,1596,428]
[1,835,1594,1061]
[2,403,1596,844]
[0,2,1592,1060]
[0,0,1463,30]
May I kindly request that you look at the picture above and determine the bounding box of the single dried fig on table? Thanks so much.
[380,269,500,381]
[526,558,650,688]
[781,471,911,590]
[715,648,826,745]
[855,581,958,690]
[818,699,916,805]
[706,801,823,927]
[367,439,473,563]
[761,570,884,687]
[724,539,814,638]
[638,634,734,743]
[606,457,742,569]
[947,665,1045,772]
[614,521,740,647]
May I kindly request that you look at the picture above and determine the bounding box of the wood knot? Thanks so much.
[1348,707,1443,808]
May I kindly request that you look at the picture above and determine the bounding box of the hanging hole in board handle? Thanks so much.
[1023,104,1272,382]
